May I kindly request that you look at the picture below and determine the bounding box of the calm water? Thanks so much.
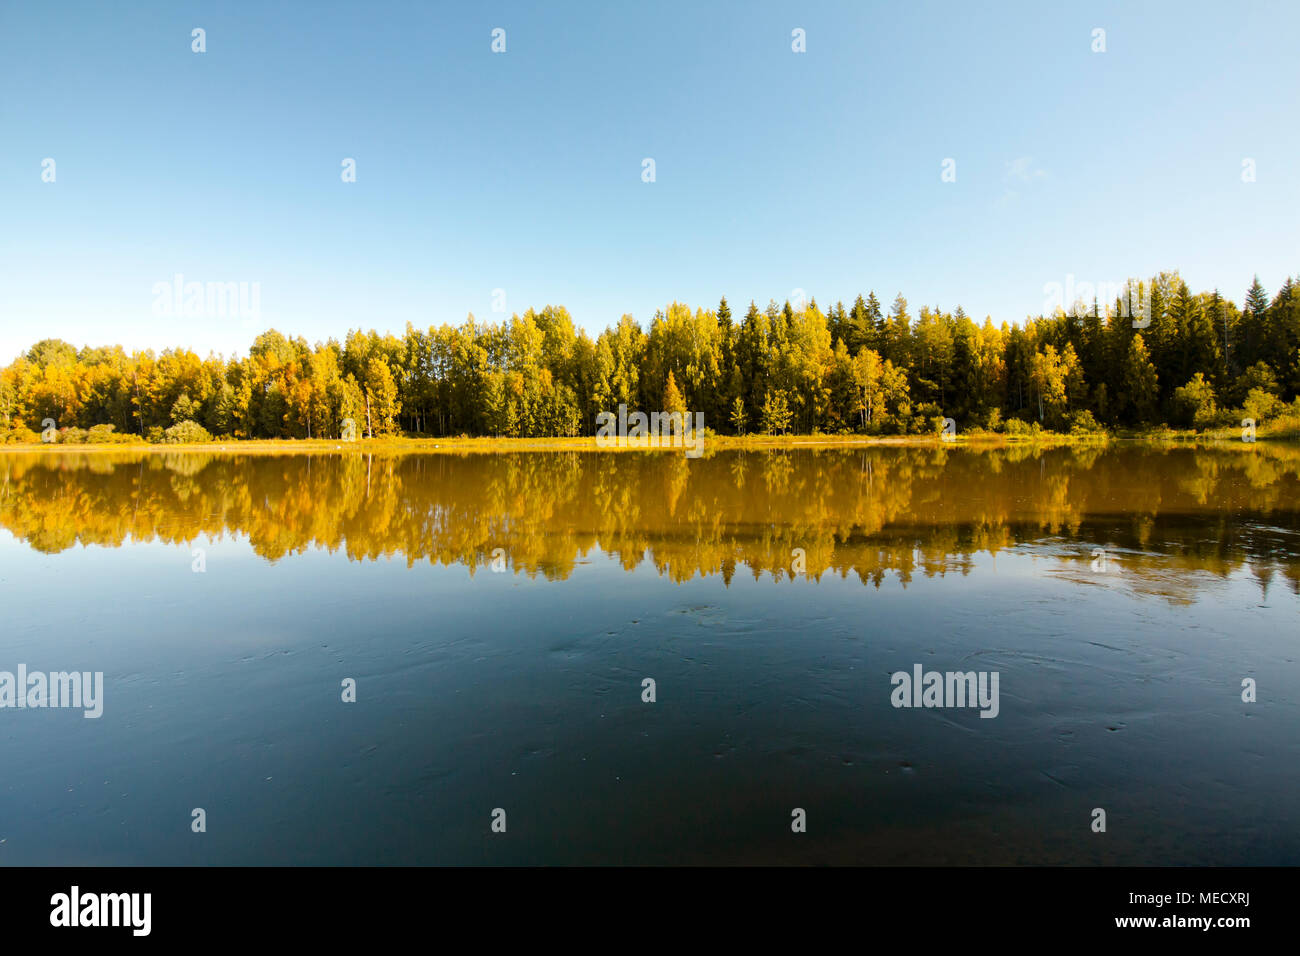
[1,444,1298,865]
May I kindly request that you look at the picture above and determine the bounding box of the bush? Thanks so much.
[1004,417,1042,438]
[57,427,89,444]
[1242,388,1282,424]
[1232,362,1279,406]
[160,420,214,444]
[2,425,41,444]
[85,424,144,444]
[1263,398,1300,439]
[1066,410,1103,434]
[905,402,942,435]
[1172,373,1219,430]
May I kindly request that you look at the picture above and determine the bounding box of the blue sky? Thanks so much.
[1,0,1297,361]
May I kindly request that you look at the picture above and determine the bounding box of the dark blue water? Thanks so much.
[0,445,1297,864]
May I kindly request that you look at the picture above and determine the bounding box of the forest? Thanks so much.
[2,271,1298,443]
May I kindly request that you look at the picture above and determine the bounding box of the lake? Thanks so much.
[1,443,1297,865]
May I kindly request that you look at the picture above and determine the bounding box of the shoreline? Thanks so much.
[0,431,1294,455]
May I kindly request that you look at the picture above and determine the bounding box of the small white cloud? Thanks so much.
[999,156,1048,204]
[1005,156,1048,184]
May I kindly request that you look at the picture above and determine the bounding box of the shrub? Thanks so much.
[1004,417,1036,438]
[1232,361,1279,406]
[1013,418,1045,439]
[1172,373,1219,430]
[1066,409,1103,434]
[160,420,214,444]
[58,427,89,444]
[1263,399,1300,439]
[906,402,942,435]
[1242,388,1282,424]
[86,424,144,444]
[2,425,41,444]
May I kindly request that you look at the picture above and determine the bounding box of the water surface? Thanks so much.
[1,444,1297,864]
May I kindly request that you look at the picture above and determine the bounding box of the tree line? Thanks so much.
[2,270,1298,442]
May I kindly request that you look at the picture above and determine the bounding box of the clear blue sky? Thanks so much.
[2,0,1297,361]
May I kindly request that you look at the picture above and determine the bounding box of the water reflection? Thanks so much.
[2,443,1297,596]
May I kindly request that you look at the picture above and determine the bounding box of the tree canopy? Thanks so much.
[3,272,1297,441]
